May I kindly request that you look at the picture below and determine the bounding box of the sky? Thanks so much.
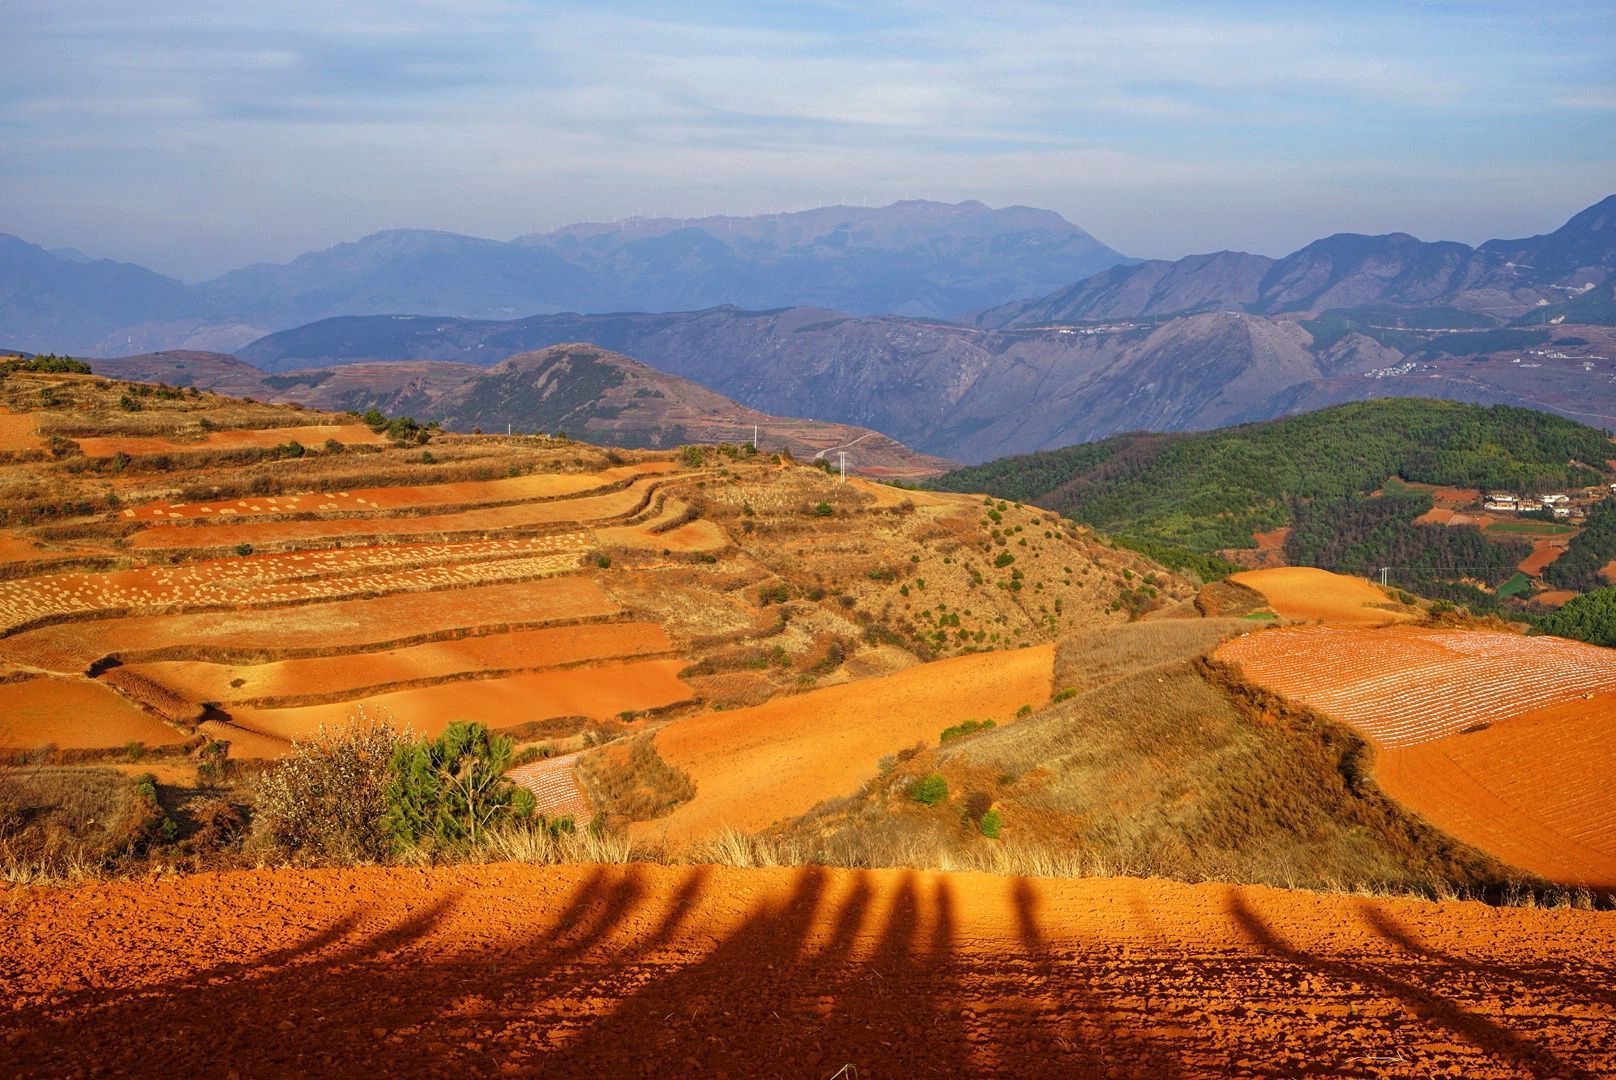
[3,0,1614,280]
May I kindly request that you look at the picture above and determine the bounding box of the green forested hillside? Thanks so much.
[933,400,1611,604]
[934,399,1612,551]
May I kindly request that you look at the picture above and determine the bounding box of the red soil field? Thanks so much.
[1219,625,1616,747]
[123,623,673,706]
[127,476,662,549]
[72,423,389,458]
[1415,506,1454,525]
[0,675,184,750]
[1536,590,1579,607]
[0,408,41,451]
[4,864,1614,1078]
[642,645,1054,844]
[0,576,620,674]
[1229,567,1411,626]
[1218,625,1616,886]
[1377,700,1616,889]
[1520,541,1566,576]
[1433,486,1480,508]
[121,461,674,523]
[228,658,694,745]
[1601,559,1616,585]
[1252,525,1290,552]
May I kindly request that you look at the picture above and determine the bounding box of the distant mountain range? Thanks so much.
[15,194,1616,466]
[90,345,952,478]
[0,200,1130,355]
[975,195,1616,327]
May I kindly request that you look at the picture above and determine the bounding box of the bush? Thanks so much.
[994,551,1015,568]
[979,808,1002,839]
[909,773,948,806]
[254,721,403,860]
[381,722,535,851]
[813,501,833,517]
[234,543,253,557]
[940,718,996,743]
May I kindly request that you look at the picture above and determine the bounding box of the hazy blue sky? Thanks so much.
[4,0,1613,279]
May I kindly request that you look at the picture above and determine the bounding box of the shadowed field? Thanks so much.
[3,863,1613,1078]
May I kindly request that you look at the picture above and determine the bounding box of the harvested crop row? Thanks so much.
[127,474,669,549]
[0,540,589,635]
[121,461,675,521]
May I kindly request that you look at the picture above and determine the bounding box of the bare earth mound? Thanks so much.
[3,864,1613,1078]
[1219,626,1616,887]
[1230,567,1413,626]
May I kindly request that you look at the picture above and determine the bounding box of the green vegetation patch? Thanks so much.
[932,399,1612,552]
[1536,586,1616,647]
[1546,499,1616,592]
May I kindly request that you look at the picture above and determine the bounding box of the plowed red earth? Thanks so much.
[1520,541,1565,576]
[643,645,1054,843]
[3,865,1613,1079]
[1219,626,1616,887]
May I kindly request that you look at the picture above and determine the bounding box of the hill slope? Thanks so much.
[932,398,1615,605]
[90,345,951,476]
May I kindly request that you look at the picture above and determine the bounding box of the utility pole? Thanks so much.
[1380,567,1389,587]
[837,451,848,483]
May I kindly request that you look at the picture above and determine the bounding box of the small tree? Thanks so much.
[382,722,534,851]
[254,719,403,860]
[909,773,948,806]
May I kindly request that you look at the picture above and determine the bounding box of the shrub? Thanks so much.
[420,450,436,465]
[994,551,1015,568]
[234,543,253,557]
[909,773,948,806]
[963,790,993,819]
[1015,704,1033,719]
[940,718,996,743]
[813,501,833,517]
[118,394,142,412]
[254,720,403,860]
[381,722,535,851]
[979,809,1002,839]
[593,552,612,569]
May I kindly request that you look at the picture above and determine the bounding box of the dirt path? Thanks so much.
[3,864,1613,1078]
[641,644,1054,843]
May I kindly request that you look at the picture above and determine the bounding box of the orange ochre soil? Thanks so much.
[2,864,1613,1078]
[1229,567,1412,626]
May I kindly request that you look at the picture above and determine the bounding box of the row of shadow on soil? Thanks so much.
[4,866,1613,1079]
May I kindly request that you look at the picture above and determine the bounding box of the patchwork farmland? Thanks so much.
[0,369,1181,827]
[1218,624,1616,887]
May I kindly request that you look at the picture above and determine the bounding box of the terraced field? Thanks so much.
[1218,625,1616,887]
[0,370,1172,830]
